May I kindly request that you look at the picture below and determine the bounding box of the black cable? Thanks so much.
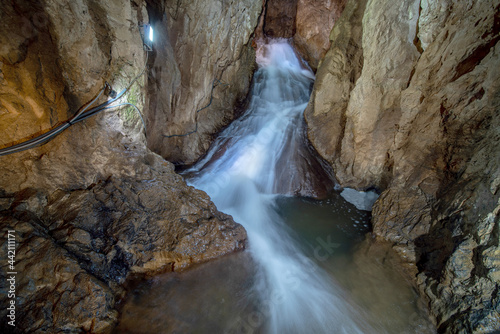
[0,52,150,157]
[162,79,227,138]
[68,84,107,125]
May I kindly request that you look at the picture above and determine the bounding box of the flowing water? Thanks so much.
[115,40,435,333]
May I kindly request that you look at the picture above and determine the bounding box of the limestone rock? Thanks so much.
[0,218,117,334]
[0,0,248,332]
[304,0,367,171]
[294,0,347,70]
[307,0,500,331]
[145,0,262,165]
[0,145,246,333]
[0,157,246,333]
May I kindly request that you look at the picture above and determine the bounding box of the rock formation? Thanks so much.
[1,0,498,332]
[294,0,347,70]
[0,0,254,332]
[306,0,500,332]
[262,0,347,71]
[145,0,261,165]
[263,0,298,38]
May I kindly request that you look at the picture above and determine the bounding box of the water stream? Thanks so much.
[114,40,435,333]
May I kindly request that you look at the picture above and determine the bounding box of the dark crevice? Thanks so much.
[414,214,460,281]
[413,3,424,54]
[406,66,416,88]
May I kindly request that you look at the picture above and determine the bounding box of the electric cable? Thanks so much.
[0,50,150,157]
[68,84,107,125]
[76,103,147,133]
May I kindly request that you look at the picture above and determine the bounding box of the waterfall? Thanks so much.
[185,39,370,334]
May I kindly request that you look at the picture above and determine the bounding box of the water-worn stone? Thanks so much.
[0,0,248,332]
[0,218,117,334]
[294,0,347,70]
[0,161,246,333]
[307,0,500,331]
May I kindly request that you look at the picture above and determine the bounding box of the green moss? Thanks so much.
[120,75,144,127]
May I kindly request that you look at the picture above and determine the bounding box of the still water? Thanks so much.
[114,40,435,333]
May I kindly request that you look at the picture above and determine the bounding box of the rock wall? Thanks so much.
[145,0,262,165]
[261,0,347,71]
[306,0,500,332]
[294,0,347,70]
[263,0,298,38]
[0,0,247,332]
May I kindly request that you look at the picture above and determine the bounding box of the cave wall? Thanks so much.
[306,0,500,331]
[0,1,248,332]
[263,0,298,38]
[145,0,262,165]
[262,0,347,71]
[294,0,347,70]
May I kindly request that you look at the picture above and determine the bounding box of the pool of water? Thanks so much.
[113,192,435,334]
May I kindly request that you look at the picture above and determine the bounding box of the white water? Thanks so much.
[186,40,371,333]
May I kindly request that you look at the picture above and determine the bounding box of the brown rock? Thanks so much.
[0,1,68,147]
[294,0,347,70]
[0,218,117,334]
[304,0,367,171]
[0,148,247,333]
[263,0,299,38]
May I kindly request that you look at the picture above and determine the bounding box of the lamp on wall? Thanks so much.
[148,25,154,43]
[140,24,154,51]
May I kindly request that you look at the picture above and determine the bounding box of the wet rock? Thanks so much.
[263,0,299,38]
[0,217,117,334]
[294,0,347,70]
[273,114,338,198]
[39,169,246,279]
[307,0,500,331]
[0,148,247,333]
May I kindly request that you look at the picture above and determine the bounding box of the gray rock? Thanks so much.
[145,0,262,165]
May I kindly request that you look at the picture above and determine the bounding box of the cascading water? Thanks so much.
[184,39,371,334]
[114,39,436,334]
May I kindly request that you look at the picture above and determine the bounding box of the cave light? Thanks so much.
[149,25,153,42]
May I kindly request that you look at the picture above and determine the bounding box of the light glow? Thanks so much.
[148,25,153,42]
